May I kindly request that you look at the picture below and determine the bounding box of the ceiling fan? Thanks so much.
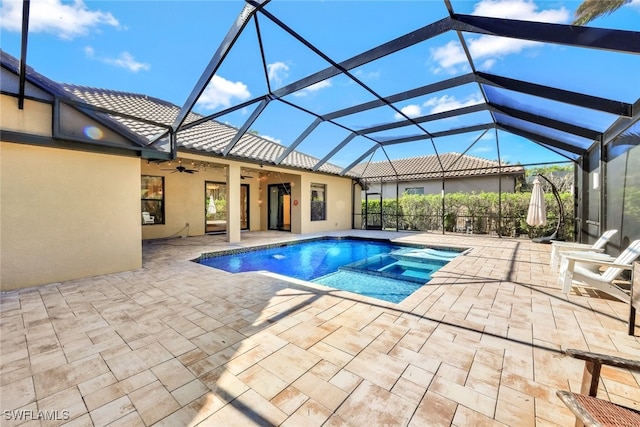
[162,160,198,174]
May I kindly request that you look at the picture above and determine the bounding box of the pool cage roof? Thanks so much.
[16,0,640,179]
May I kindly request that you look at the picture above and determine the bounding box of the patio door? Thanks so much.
[268,183,291,231]
[365,192,383,229]
[205,182,249,234]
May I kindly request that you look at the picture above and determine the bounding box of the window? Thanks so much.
[141,175,164,224]
[405,187,424,195]
[310,183,326,221]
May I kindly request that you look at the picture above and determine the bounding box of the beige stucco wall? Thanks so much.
[299,173,353,234]
[1,142,142,290]
[0,95,52,136]
[141,153,355,240]
[366,175,519,198]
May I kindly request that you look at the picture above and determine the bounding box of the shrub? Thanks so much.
[361,191,574,239]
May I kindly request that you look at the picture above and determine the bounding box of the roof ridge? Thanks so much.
[364,152,467,165]
[63,84,182,110]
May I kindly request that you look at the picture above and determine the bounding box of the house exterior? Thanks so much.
[0,51,357,290]
[351,153,525,199]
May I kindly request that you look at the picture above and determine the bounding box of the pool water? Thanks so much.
[197,238,462,303]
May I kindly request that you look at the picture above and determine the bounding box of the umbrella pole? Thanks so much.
[532,173,564,243]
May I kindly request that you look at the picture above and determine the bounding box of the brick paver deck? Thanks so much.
[1,230,638,426]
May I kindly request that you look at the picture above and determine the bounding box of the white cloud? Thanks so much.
[267,61,289,86]
[394,104,422,120]
[292,79,332,97]
[430,0,570,72]
[430,41,470,75]
[393,94,484,119]
[85,47,149,72]
[197,75,251,110]
[354,69,381,81]
[423,94,484,114]
[480,58,497,70]
[106,52,150,73]
[472,0,569,21]
[0,0,120,40]
[260,134,281,144]
[471,145,493,153]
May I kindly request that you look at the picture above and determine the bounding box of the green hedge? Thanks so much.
[361,191,574,239]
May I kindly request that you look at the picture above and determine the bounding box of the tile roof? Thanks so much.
[2,50,525,181]
[350,153,525,182]
[63,85,344,175]
[1,50,149,147]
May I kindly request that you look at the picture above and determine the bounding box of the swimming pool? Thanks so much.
[196,237,463,303]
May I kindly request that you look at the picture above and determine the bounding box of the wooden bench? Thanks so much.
[557,348,640,427]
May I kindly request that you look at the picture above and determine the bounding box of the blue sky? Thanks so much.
[2,0,640,170]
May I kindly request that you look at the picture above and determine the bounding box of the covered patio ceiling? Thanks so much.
[17,0,640,176]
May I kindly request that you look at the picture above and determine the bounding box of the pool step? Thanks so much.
[337,251,452,285]
[400,269,432,281]
[382,260,436,272]
[390,248,459,264]
[339,264,429,284]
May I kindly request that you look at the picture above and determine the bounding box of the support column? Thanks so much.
[227,164,241,243]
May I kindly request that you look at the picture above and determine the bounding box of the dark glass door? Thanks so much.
[268,183,291,231]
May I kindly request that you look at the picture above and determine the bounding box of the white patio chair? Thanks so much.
[560,239,640,303]
[142,211,155,224]
[549,229,618,272]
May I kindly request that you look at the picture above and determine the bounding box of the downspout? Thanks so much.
[18,0,30,110]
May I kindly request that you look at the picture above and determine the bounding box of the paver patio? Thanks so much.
[1,230,638,426]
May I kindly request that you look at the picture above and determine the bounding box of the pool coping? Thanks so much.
[192,235,471,262]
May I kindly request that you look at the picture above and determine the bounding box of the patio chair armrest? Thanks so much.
[556,246,605,253]
[565,349,640,372]
[560,251,612,261]
[551,241,596,249]
[563,256,633,270]
[565,349,640,397]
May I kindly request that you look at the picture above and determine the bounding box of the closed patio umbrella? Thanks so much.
[207,195,217,215]
[526,177,547,227]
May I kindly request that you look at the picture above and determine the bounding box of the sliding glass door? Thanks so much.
[205,182,249,233]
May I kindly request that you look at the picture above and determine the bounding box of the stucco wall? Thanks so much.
[1,142,142,290]
[299,173,353,234]
[1,95,52,136]
[365,175,518,198]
